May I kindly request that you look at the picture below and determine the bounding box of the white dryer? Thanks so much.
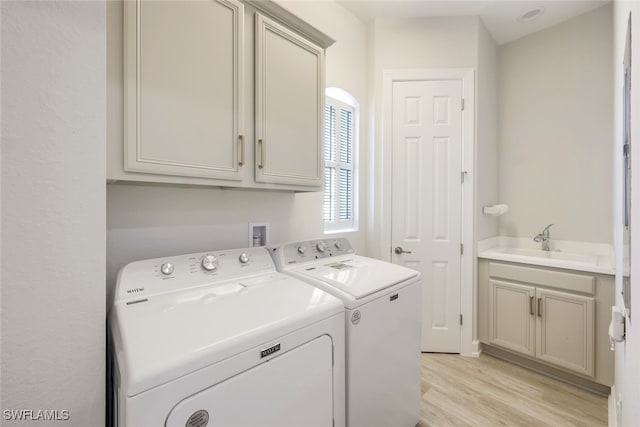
[270,238,422,427]
[109,246,346,427]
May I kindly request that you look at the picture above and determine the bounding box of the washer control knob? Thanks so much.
[239,253,250,264]
[201,254,218,271]
[334,240,343,249]
[297,245,306,255]
[316,242,327,253]
[160,262,174,275]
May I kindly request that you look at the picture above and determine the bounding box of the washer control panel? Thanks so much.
[115,247,273,301]
[275,238,354,266]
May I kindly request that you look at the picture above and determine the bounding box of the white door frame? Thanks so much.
[381,68,475,356]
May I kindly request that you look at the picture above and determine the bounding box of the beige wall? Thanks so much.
[106,0,369,300]
[498,5,614,244]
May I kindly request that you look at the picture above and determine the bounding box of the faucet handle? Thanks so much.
[543,223,554,232]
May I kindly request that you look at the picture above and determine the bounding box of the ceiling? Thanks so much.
[336,0,611,45]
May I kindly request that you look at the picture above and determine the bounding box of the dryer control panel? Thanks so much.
[273,238,354,266]
[114,247,275,301]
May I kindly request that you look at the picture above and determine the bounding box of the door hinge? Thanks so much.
[460,314,463,325]
[461,171,467,183]
[460,243,464,255]
[461,98,465,111]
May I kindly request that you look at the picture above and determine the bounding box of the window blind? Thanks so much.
[323,98,355,231]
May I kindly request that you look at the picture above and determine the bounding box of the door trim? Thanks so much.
[381,68,475,356]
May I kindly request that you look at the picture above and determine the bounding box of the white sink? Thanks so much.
[493,247,599,266]
[477,237,615,275]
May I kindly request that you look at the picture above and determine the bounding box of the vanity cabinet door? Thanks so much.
[124,0,244,180]
[255,13,324,188]
[535,288,595,377]
[489,280,536,356]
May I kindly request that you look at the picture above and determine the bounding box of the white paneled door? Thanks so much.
[391,80,463,353]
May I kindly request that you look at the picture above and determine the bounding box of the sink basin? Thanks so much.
[492,247,599,266]
[477,237,614,275]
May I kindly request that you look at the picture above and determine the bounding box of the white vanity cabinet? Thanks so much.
[479,260,613,389]
[254,13,324,187]
[535,287,594,377]
[123,0,245,181]
[488,280,537,357]
[108,0,333,190]
[489,279,595,377]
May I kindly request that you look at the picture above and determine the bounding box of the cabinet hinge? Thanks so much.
[460,314,463,325]
[461,98,465,111]
[460,243,464,255]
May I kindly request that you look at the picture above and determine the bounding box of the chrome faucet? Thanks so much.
[533,224,553,251]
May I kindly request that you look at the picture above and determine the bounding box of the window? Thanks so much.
[323,89,358,233]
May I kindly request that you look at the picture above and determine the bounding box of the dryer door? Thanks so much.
[166,335,334,427]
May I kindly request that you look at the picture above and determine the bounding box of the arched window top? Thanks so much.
[326,87,359,108]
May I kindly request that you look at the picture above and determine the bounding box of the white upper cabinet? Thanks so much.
[255,13,324,188]
[112,0,333,190]
[124,0,244,180]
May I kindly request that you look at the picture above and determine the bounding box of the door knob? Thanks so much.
[394,246,412,255]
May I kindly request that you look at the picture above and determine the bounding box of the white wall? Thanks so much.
[371,16,479,70]
[475,20,499,344]
[498,5,614,244]
[613,1,640,425]
[106,1,369,300]
[368,16,481,260]
[1,2,106,425]
[476,21,499,242]
[108,185,300,302]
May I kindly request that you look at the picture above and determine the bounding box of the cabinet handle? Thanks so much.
[238,135,245,166]
[537,297,542,317]
[529,296,534,315]
[258,139,265,169]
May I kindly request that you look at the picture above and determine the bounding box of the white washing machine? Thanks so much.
[270,238,422,427]
[109,246,346,427]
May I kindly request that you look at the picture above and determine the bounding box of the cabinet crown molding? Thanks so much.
[244,0,335,48]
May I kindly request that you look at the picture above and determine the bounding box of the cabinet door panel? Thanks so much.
[489,280,536,356]
[125,0,243,180]
[536,288,595,377]
[255,14,323,187]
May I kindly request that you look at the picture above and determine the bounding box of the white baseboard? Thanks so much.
[471,340,482,358]
[609,385,618,427]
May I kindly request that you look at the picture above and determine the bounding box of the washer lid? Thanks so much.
[291,255,419,300]
[111,272,343,397]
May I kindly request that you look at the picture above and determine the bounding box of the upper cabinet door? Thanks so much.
[124,0,244,180]
[255,13,324,188]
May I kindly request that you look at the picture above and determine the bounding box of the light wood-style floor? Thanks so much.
[419,353,607,427]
